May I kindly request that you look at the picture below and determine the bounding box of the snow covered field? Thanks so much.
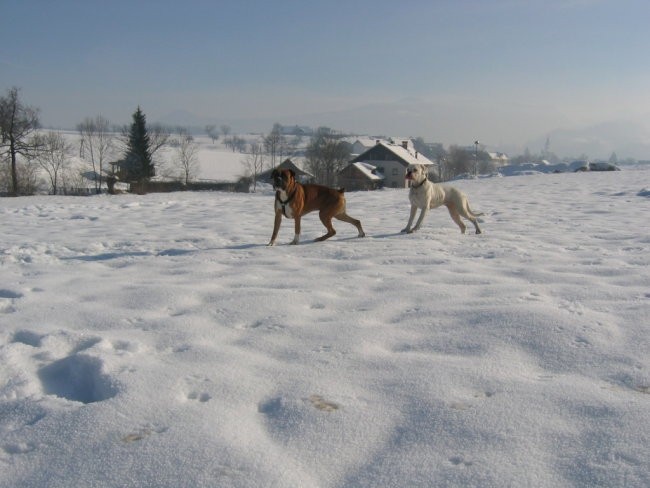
[1,168,649,487]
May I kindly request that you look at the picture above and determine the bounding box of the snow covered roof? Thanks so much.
[376,141,435,167]
[488,152,509,161]
[351,162,384,180]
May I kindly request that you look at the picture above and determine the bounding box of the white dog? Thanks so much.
[401,164,483,234]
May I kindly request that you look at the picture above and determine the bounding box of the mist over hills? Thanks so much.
[527,119,650,161]
[157,101,650,161]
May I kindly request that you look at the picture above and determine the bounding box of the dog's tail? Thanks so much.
[467,204,484,217]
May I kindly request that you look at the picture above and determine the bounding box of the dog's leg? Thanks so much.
[462,212,481,234]
[290,216,301,244]
[411,207,429,233]
[335,212,365,238]
[460,203,482,234]
[401,205,418,233]
[268,210,283,246]
[315,211,336,241]
[446,203,467,234]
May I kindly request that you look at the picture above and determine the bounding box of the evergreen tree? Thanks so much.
[124,107,154,182]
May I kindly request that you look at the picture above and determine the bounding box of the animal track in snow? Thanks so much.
[572,336,591,348]
[449,455,473,467]
[0,289,23,299]
[37,354,118,404]
[182,376,212,403]
[0,289,22,314]
[187,391,212,403]
[69,336,103,354]
[2,442,37,455]
[11,330,43,347]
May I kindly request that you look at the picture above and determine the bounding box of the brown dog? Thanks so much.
[268,169,365,245]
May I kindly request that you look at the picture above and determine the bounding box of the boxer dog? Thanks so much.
[402,164,483,235]
[268,168,365,245]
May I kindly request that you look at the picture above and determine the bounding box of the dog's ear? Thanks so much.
[270,169,278,180]
[288,169,295,179]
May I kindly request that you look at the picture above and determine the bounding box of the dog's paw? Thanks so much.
[267,241,275,247]
[401,228,410,233]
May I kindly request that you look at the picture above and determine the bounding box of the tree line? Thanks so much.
[5,85,581,196]
[242,129,511,190]
[0,87,202,196]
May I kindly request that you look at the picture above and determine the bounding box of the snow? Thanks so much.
[351,162,384,181]
[1,167,649,487]
[495,160,619,177]
[55,131,260,186]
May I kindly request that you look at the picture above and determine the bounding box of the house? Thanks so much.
[108,159,130,181]
[488,152,509,166]
[337,162,384,191]
[279,125,314,137]
[349,137,416,157]
[258,158,314,184]
[345,140,437,189]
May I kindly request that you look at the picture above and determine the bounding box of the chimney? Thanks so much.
[401,140,408,149]
[376,139,381,145]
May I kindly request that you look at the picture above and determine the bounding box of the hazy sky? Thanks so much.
[2,0,650,154]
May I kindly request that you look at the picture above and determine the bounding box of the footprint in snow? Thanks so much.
[0,289,23,314]
[449,456,473,467]
[2,442,37,455]
[38,354,118,404]
[182,376,212,403]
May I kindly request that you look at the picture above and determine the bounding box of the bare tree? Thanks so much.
[148,123,171,158]
[305,127,350,186]
[31,131,72,194]
[0,154,40,195]
[205,124,219,143]
[447,145,473,178]
[0,87,40,196]
[220,124,231,137]
[264,123,285,168]
[241,140,265,192]
[224,135,246,152]
[286,134,303,158]
[78,115,114,193]
[176,130,200,184]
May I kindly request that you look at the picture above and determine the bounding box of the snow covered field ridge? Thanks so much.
[0,168,649,487]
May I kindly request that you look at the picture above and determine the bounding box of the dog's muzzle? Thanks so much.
[272,176,284,189]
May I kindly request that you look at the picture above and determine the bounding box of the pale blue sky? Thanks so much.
[2,0,649,153]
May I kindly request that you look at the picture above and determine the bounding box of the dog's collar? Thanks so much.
[412,176,428,189]
[276,189,296,217]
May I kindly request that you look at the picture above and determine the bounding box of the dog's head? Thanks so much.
[405,164,428,185]
[270,168,296,192]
